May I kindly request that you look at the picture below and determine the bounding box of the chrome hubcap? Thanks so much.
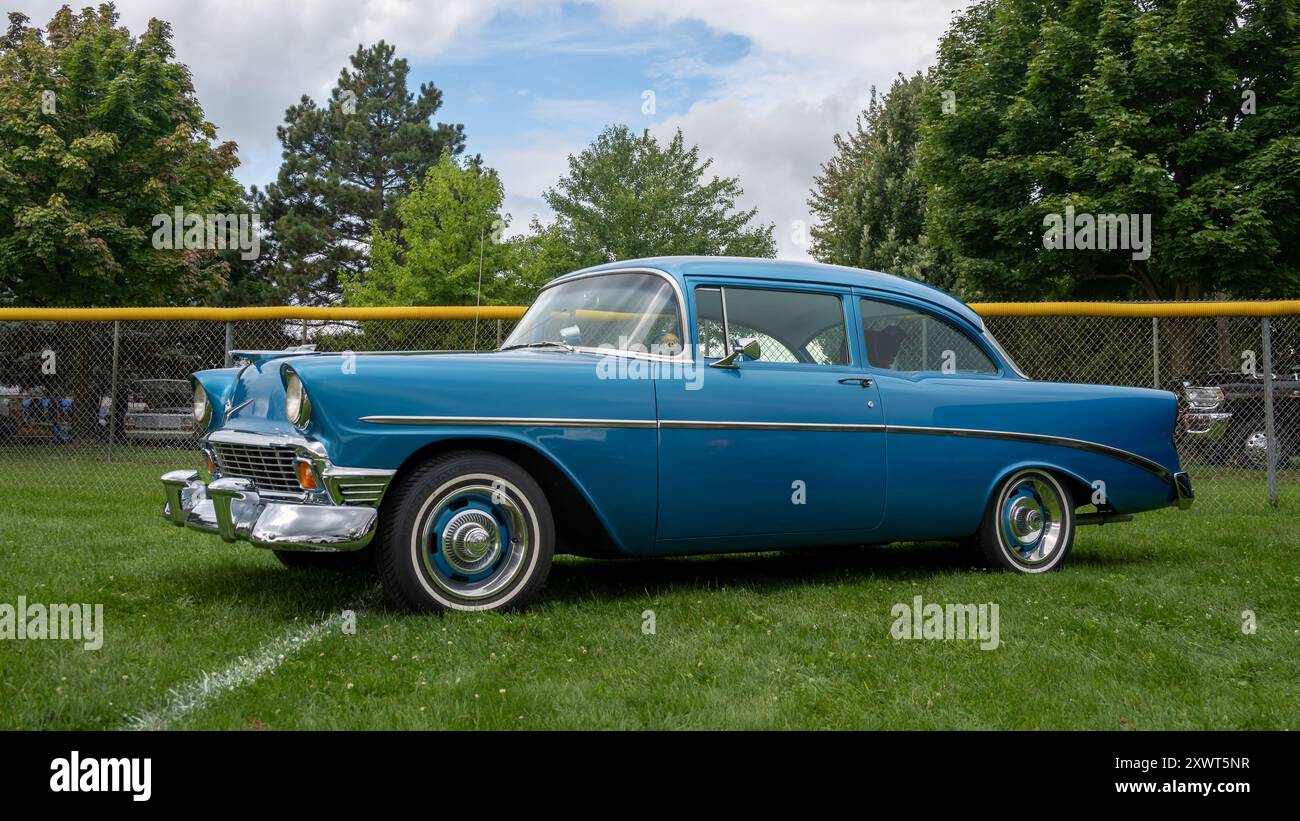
[998,473,1066,567]
[441,509,501,575]
[418,479,531,601]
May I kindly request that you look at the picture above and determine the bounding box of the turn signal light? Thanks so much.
[296,461,319,491]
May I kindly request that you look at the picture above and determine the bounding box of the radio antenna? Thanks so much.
[473,224,485,351]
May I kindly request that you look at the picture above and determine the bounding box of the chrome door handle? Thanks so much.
[837,377,873,388]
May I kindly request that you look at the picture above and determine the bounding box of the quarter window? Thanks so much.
[860,298,997,374]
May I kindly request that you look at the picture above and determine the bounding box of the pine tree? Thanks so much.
[260,41,466,304]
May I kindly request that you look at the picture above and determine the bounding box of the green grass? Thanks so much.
[0,453,1297,729]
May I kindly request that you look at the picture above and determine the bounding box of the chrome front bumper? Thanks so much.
[161,470,379,551]
[1184,412,1232,440]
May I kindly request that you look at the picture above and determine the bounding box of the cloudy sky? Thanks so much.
[15,0,974,259]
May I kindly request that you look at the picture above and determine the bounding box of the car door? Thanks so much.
[855,293,1011,540]
[655,282,886,542]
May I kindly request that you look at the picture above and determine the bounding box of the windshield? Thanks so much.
[503,272,683,356]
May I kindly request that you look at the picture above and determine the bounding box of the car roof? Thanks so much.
[560,256,983,330]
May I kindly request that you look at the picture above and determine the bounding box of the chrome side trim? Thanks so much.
[660,420,886,433]
[885,424,1175,481]
[356,415,1176,482]
[361,415,659,429]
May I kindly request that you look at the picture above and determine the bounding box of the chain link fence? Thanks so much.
[1,306,1296,518]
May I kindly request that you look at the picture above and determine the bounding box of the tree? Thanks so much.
[341,153,549,348]
[0,5,248,439]
[344,152,544,307]
[259,41,466,305]
[0,5,245,307]
[542,125,776,268]
[918,0,1300,302]
[809,73,936,282]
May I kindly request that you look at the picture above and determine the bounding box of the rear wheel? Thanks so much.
[978,469,1075,573]
[377,451,554,613]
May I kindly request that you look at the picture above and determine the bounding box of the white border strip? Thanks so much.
[122,588,377,730]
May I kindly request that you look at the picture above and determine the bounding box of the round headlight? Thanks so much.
[284,371,310,428]
[192,383,211,427]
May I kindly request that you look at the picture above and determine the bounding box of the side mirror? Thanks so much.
[710,337,761,369]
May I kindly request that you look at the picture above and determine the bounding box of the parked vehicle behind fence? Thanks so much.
[99,379,196,443]
[1175,359,1300,469]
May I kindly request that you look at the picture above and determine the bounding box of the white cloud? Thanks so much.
[13,0,511,188]
[598,0,965,259]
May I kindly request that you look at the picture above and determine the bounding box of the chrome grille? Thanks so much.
[212,443,301,492]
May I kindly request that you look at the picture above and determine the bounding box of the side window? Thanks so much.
[860,298,997,374]
[694,286,849,366]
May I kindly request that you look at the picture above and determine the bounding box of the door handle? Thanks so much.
[837,377,873,388]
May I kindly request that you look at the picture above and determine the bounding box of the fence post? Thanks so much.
[1151,316,1160,388]
[223,321,234,367]
[496,319,502,349]
[1261,317,1279,508]
[107,320,120,462]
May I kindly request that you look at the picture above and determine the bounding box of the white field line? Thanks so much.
[122,588,378,731]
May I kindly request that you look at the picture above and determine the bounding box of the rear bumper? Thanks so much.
[1173,471,1194,510]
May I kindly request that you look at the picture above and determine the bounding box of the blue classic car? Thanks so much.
[161,257,1192,612]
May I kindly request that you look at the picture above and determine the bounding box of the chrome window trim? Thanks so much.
[507,267,690,362]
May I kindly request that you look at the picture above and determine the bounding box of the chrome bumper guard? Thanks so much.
[1173,471,1194,510]
[161,468,387,552]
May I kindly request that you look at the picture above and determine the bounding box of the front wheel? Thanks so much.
[377,451,554,613]
[978,469,1075,573]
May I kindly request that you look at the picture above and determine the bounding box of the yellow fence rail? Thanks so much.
[0,305,528,321]
[3,301,1300,321]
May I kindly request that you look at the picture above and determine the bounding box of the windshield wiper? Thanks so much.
[499,340,576,352]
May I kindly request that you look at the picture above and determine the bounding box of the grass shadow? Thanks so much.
[539,541,986,606]
[160,556,379,618]
[156,537,1161,617]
